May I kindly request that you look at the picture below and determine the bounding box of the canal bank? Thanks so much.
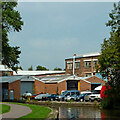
[25,101,120,119]
[26,100,100,108]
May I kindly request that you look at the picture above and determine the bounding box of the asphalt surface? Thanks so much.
[0,102,32,120]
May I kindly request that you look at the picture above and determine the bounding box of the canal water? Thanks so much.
[58,106,120,119]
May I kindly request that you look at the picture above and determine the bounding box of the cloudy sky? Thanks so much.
[9,2,115,70]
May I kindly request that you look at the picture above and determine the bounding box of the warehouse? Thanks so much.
[0,74,106,100]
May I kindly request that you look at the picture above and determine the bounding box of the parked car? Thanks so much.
[77,94,86,102]
[84,93,92,102]
[56,90,80,101]
[64,94,78,101]
[35,93,49,100]
[45,94,58,101]
[31,94,39,99]
[89,86,102,102]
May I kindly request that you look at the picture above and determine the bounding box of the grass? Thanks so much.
[7,102,51,120]
[0,104,10,114]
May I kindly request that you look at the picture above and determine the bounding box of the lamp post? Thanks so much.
[73,54,76,77]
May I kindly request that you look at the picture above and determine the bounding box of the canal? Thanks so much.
[58,106,120,119]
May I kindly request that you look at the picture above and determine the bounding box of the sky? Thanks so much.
[9,2,115,70]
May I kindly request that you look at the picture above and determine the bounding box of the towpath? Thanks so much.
[0,102,32,120]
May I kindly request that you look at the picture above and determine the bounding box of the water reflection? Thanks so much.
[59,107,120,119]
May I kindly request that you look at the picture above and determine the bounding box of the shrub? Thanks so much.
[101,97,113,109]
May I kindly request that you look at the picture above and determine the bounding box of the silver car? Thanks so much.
[35,93,49,100]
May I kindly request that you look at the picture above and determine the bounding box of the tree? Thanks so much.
[98,2,120,74]
[1,2,23,71]
[98,32,120,73]
[36,65,49,71]
[28,65,33,71]
[106,2,120,33]
[98,2,120,109]
[54,67,62,71]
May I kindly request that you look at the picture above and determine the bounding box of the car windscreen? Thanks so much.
[61,91,67,95]
[93,90,100,94]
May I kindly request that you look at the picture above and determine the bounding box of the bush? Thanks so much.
[101,97,113,109]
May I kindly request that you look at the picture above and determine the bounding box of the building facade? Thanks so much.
[65,52,100,77]
[1,75,106,100]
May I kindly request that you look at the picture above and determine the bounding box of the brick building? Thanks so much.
[0,65,13,76]
[1,75,106,100]
[65,52,100,77]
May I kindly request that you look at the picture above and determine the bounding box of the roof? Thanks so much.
[65,52,101,60]
[0,75,106,84]
[94,85,102,90]
[13,70,65,76]
[35,74,72,83]
[0,76,35,83]
[0,65,13,71]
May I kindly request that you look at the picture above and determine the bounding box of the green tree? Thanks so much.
[98,2,120,109]
[54,67,62,71]
[98,32,120,73]
[28,65,33,71]
[98,2,120,74]
[1,2,23,71]
[36,65,49,71]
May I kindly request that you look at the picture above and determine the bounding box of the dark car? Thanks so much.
[45,94,57,101]
[76,94,86,102]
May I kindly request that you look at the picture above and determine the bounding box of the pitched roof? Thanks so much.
[13,70,65,76]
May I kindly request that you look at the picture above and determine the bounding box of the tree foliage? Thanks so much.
[1,2,23,71]
[99,2,120,109]
[36,65,49,71]
[98,2,120,74]
[98,32,120,73]
[54,67,62,71]
[106,3,120,32]
[28,65,33,71]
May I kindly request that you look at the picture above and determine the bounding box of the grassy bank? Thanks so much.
[8,102,51,119]
[0,104,10,114]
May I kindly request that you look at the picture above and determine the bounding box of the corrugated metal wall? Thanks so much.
[21,81,34,95]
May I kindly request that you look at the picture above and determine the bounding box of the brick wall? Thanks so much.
[80,80,91,93]
[58,81,66,94]
[65,56,99,77]
[9,80,21,100]
[45,83,57,94]
[34,80,45,94]
[86,76,106,85]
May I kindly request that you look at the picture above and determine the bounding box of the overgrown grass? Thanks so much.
[0,104,10,114]
[8,102,51,120]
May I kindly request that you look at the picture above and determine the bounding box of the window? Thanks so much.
[67,63,72,69]
[85,61,91,68]
[85,73,91,77]
[94,61,98,67]
[75,62,80,69]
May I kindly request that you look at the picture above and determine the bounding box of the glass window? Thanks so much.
[94,61,98,67]
[85,73,91,77]
[75,62,80,69]
[76,92,80,95]
[67,63,72,69]
[71,92,75,96]
[85,61,91,68]
[65,92,70,96]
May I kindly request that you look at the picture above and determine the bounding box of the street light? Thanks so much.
[73,54,76,77]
